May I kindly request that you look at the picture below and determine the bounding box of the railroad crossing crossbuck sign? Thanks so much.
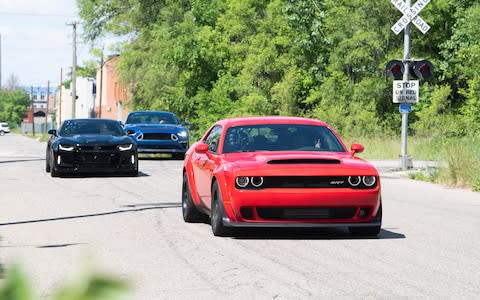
[391,0,431,35]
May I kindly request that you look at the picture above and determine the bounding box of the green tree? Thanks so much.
[0,89,30,126]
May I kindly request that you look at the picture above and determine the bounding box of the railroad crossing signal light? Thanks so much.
[412,60,434,80]
[386,60,404,80]
[386,59,434,80]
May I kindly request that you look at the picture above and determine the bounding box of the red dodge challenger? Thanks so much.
[182,116,382,237]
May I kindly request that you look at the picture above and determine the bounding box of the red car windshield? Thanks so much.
[223,124,346,153]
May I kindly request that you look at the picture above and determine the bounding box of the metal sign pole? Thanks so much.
[400,0,411,170]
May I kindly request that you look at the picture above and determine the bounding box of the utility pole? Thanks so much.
[59,68,63,126]
[45,80,50,133]
[68,22,78,119]
[98,50,104,118]
[31,86,35,136]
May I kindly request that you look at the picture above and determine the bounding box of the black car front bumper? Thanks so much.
[52,149,137,174]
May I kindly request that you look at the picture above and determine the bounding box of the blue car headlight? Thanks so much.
[177,130,188,138]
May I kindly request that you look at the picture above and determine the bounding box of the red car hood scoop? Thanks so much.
[267,158,341,164]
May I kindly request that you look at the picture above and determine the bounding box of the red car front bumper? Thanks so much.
[221,186,381,227]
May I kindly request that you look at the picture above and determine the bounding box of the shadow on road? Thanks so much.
[58,171,151,178]
[0,203,181,227]
[0,158,45,164]
[230,227,405,240]
[37,243,86,249]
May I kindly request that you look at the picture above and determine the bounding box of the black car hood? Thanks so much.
[124,123,184,132]
[57,135,133,145]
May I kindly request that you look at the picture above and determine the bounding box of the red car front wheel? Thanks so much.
[211,182,233,237]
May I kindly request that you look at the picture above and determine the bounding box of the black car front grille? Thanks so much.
[77,145,117,151]
[255,207,356,220]
[142,133,172,140]
[74,153,119,165]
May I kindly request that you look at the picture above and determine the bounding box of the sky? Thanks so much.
[0,0,92,88]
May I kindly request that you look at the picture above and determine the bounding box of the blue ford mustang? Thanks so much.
[124,111,189,158]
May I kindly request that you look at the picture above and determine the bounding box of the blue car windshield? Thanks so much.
[59,120,125,136]
[126,112,178,125]
[223,124,346,153]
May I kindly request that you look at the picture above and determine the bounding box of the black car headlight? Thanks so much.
[118,144,133,151]
[59,144,75,151]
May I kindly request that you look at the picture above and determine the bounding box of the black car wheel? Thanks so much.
[50,165,59,177]
[45,150,51,173]
[127,160,139,176]
[211,182,233,237]
[349,203,382,237]
[182,172,206,222]
[50,151,60,177]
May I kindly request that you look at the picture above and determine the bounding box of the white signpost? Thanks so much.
[393,80,419,103]
[390,0,432,170]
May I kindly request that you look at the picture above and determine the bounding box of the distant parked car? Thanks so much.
[0,122,10,136]
[123,111,189,159]
[46,118,138,177]
[182,116,382,237]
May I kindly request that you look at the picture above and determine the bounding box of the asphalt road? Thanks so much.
[1,134,479,299]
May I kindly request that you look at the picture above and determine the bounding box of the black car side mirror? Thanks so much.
[48,129,57,136]
[181,120,190,127]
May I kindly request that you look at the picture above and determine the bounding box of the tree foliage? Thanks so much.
[0,89,30,126]
[78,0,480,138]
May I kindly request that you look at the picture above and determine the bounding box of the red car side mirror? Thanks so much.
[195,143,209,154]
[350,143,364,156]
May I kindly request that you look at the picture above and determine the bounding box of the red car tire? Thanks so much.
[182,172,207,222]
[211,182,233,237]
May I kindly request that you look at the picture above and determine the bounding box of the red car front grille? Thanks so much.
[251,207,356,220]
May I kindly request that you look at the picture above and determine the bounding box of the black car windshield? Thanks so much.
[125,112,178,125]
[59,120,125,136]
[223,124,346,153]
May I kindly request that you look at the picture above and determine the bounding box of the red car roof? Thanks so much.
[215,116,330,128]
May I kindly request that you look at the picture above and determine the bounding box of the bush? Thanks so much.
[0,265,129,300]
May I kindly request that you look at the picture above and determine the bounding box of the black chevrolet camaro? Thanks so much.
[46,118,138,177]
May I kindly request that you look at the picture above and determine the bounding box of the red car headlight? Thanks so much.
[235,176,249,188]
[235,176,264,189]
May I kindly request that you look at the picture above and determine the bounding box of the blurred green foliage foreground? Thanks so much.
[0,265,129,300]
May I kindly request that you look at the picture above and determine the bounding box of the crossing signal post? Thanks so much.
[388,0,434,170]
